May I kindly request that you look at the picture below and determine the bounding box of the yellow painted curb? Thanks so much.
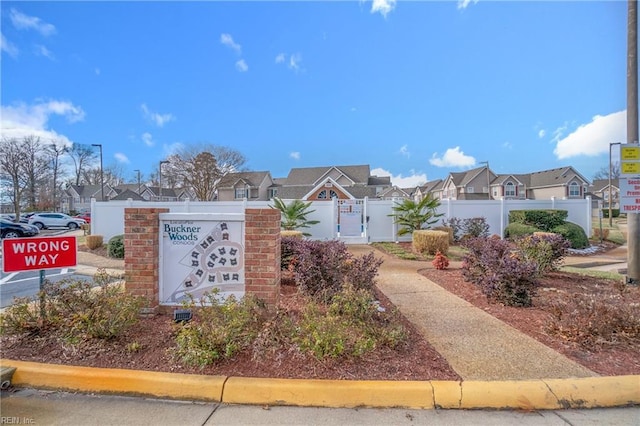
[460,376,640,410]
[2,360,639,409]
[543,376,640,409]
[223,377,433,408]
[2,360,225,402]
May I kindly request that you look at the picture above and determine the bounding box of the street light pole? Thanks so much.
[609,142,622,227]
[159,160,169,201]
[134,169,141,194]
[91,144,104,201]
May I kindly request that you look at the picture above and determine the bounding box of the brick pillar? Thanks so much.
[124,207,169,308]
[244,208,281,307]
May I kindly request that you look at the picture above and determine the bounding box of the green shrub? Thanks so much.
[0,269,142,339]
[174,292,268,367]
[515,233,570,275]
[504,222,540,239]
[508,210,568,231]
[108,234,125,258]
[296,286,407,359]
[601,209,620,218]
[551,222,589,249]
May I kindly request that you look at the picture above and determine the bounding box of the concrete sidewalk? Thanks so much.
[348,245,597,381]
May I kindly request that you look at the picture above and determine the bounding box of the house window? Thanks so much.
[268,188,277,199]
[330,190,338,199]
[569,182,580,197]
[467,187,474,193]
[317,190,327,199]
[235,188,246,199]
[505,182,515,197]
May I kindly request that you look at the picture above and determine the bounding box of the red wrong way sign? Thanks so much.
[2,236,77,273]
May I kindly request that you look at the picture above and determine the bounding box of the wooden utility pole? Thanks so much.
[627,0,639,284]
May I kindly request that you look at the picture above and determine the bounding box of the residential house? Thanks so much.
[62,184,117,212]
[420,166,590,202]
[377,186,412,200]
[413,179,443,202]
[273,165,392,201]
[589,178,619,209]
[436,166,496,200]
[216,171,276,201]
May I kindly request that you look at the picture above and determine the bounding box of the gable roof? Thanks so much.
[218,171,272,189]
[284,165,371,186]
[67,184,103,198]
[110,189,145,201]
[527,166,590,188]
[590,178,619,192]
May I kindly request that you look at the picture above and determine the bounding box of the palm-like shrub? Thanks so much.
[271,197,320,236]
[388,194,443,236]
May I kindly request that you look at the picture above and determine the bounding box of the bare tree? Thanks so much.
[46,141,69,212]
[166,144,246,201]
[20,136,50,210]
[0,137,29,219]
[69,143,97,185]
[593,162,621,180]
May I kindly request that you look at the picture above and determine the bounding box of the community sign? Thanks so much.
[159,213,245,305]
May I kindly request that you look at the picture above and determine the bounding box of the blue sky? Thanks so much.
[0,1,633,188]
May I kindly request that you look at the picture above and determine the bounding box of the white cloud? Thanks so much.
[370,0,397,18]
[502,141,513,149]
[235,59,248,72]
[141,132,154,147]
[290,151,300,160]
[289,53,302,72]
[399,144,410,158]
[429,146,476,168]
[114,153,130,164]
[10,8,56,36]
[553,110,626,159]
[220,33,241,55]
[538,129,546,138]
[275,53,304,72]
[35,44,54,60]
[95,68,101,75]
[372,167,427,188]
[457,0,479,10]
[140,103,175,127]
[1,33,19,57]
[0,99,85,146]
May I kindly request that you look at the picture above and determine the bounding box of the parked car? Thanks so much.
[74,212,91,224]
[0,219,40,239]
[28,213,86,230]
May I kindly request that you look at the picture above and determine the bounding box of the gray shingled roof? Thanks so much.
[527,167,589,188]
[590,178,619,192]
[284,165,371,186]
[110,189,145,201]
[218,171,270,189]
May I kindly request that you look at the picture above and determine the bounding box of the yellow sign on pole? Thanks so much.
[620,144,640,176]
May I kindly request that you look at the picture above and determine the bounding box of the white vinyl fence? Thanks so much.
[91,197,592,244]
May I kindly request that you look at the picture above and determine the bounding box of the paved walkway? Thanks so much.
[348,245,598,381]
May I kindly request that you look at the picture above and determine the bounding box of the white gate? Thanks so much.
[336,199,367,244]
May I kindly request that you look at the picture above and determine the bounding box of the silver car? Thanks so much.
[28,213,86,230]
